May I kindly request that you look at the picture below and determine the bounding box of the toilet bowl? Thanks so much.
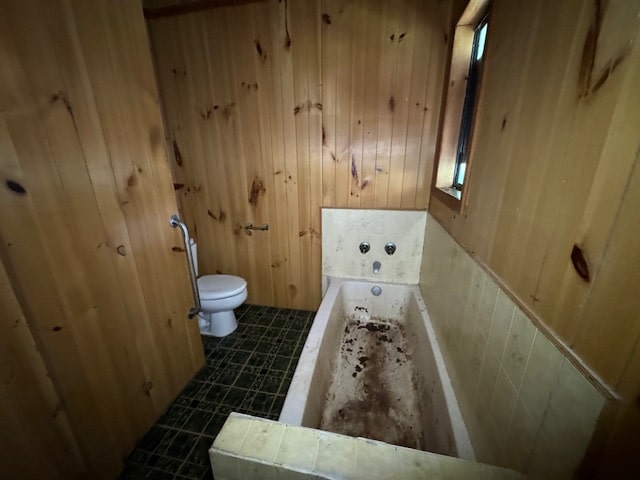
[197,275,247,336]
[190,239,247,337]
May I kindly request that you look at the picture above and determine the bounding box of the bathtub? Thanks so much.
[279,278,474,460]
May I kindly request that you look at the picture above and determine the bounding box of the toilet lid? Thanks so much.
[198,275,247,300]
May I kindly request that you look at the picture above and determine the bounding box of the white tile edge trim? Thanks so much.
[211,413,523,480]
[410,284,476,461]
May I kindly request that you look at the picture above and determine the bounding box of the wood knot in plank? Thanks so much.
[142,381,153,397]
[271,257,287,268]
[351,156,359,183]
[255,40,267,62]
[208,208,226,223]
[5,179,26,195]
[283,0,291,49]
[571,244,590,281]
[117,245,127,256]
[172,139,184,166]
[249,178,266,205]
[50,90,73,115]
[577,0,629,98]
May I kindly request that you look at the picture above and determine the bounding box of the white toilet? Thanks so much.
[190,239,247,337]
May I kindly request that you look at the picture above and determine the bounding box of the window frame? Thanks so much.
[431,1,490,211]
[453,15,488,191]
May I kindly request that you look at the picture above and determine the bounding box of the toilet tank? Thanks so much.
[189,238,199,277]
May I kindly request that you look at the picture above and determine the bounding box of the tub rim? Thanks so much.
[279,276,475,461]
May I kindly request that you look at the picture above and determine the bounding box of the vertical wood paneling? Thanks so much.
[148,0,449,309]
[346,1,367,208]
[400,4,434,208]
[431,0,640,388]
[320,0,337,207]
[372,0,400,208]
[291,0,318,307]
[429,1,640,474]
[0,0,204,477]
[332,0,354,208]
[0,260,84,479]
[306,1,324,307]
[359,0,384,208]
[387,0,417,207]
[415,2,451,208]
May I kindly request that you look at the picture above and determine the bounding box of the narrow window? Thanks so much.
[453,17,488,190]
[431,0,489,209]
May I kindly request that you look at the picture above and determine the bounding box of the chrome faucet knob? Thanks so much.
[384,242,396,255]
[359,242,370,254]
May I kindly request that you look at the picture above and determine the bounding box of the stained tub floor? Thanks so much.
[319,315,423,450]
[120,304,314,480]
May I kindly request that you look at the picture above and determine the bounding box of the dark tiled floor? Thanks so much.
[120,304,314,480]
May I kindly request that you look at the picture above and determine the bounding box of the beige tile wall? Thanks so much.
[210,413,524,480]
[419,215,607,479]
[321,209,427,285]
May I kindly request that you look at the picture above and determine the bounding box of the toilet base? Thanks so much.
[198,310,238,337]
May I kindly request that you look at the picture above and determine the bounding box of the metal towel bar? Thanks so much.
[169,214,201,318]
[244,223,269,235]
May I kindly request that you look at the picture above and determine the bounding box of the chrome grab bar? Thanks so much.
[169,214,201,319]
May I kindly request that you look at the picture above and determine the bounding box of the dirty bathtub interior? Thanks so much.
[279,277,474,460]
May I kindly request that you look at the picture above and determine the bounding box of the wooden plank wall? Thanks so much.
[147,0,453,310]
[0,260,85,479]
[0,0,204,478]
[428,0,640,475]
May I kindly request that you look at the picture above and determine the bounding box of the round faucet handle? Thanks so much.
[359,242,370,254]
[384,242,396,255]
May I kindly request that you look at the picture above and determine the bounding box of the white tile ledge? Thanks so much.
[210,413,524,480]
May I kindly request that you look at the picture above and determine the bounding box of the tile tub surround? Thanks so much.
[120,304,314,480]
[321,208,427,286]
[419,215,607,478]
[210,413,524,480]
